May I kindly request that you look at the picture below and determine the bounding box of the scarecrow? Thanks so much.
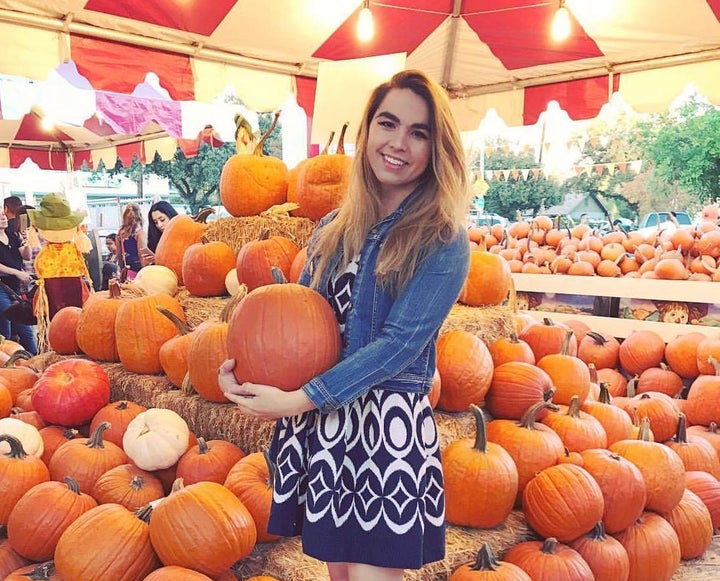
[27,193,92,351]
[234,112,258,154]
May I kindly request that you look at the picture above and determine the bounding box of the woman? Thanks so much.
[147,201,178,253]
[0,211,36,354]
[219,70,470,580]
[117,203,147,277]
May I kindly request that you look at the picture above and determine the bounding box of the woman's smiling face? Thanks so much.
[366,87,431,203]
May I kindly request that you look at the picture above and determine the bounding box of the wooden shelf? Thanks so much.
[513,273,720,341]
[522,310,718,342]
[512,273,717,303]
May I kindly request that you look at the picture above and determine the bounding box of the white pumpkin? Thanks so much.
[225,267,242,296]
[0,417,44,458]
[133,265,178,296]
[123,408,189,470]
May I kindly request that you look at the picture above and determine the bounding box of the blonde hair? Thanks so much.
[309,70,470,294]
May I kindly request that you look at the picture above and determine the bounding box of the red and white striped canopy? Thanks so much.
[2,0,720,167]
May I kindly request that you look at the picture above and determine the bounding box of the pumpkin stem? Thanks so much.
[541,538,559,554]
[560,329,573,356]
[320,130,335,155]
[626,376,638,398]
[589,521,607,540]
[263,449,276,489]
[258,229,271,241]
[586,331,607,346]
[637,416,652,441]
[567,395,582,418]
[86,421,111,449]
[3,349,33,368]
[181,372,196,396]
[254,110,281,156]
[63,476,82,495]
[157,306,193,336]
[469,542,501,571]
[129,475,146,491]
[193,207,215,224]
[588,363,598,385]
[271,266,288,284]
[135,503,153,524]
[673,412,688,444]
[170,477,185,494]
[219,287,248,323]
[200,235,210,245]
[0,434,28,458]
[519,401,560,430]
[469,404,489,454]
[336,122,350,155]
[197,437,209,455]
[17,560,57,580]
[709,356,720,376]
[598,381,613,405]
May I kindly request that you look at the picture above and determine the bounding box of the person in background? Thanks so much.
[0,210,36,354]
[3,196,23,235]
[219,70,470,581]
[117,203,146,278]
[580,212,590,225]
[101,233,119,290]
[141,201,179,266]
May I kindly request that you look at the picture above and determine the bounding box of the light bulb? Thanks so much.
[41,116,56,131]
[551,6,571,41]
[357,5,374,42]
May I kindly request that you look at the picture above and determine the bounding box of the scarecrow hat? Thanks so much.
[27,194,85,231]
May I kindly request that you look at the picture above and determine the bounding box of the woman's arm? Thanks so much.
[0,262,31,284]
[136,228,148,252]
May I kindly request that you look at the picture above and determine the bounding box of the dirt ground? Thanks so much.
[673,534,720,580]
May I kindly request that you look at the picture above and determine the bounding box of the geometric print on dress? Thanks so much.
[327,255,359,333]
[303,390,444,534]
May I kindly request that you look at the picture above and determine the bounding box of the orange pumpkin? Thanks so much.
[458,243,511,307]
[614,512,681,581]
[148,479,257,577]
[504,537,594,580]
[235,231,299,291]
[154,209,214,284]
[182,237,236,297]
[220,111,288,217]
[435,330,494,412]
[227,271,341,392]
[295,123,352,221]
[47,306,82,355]
[443,404,518,528]
[569,523,630,581]
[115,293,186,374]
[75,279,128,362]
[158,307,194,388]
[449,543,532,581]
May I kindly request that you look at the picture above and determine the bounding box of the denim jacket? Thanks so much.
[298,200,470,413]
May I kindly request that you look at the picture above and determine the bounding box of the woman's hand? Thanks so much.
[15,269,32,285]
[218,359,316,420]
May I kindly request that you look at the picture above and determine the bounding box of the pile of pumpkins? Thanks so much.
[471,205,720,280]
[434,305,720,581]
[0,357,281,580]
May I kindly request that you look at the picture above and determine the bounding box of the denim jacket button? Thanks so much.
[322,403,333,412]
[347,303,353,311]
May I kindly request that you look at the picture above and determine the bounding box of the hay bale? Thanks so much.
[441,303,515,345]
[436,410,475,451]
[106,365,171,407]
[176,288,230,327]
[204,215,316,254]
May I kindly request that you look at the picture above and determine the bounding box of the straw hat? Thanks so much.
[27,194,85,231]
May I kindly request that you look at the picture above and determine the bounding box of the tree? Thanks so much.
[470,145,566,218]
[563,114,641,221]
[637,97,720,205]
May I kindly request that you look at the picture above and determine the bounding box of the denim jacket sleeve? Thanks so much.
[301,230,470,412]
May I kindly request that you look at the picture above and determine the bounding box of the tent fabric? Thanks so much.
[2,0,720,167]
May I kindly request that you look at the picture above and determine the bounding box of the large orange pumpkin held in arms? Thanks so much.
[227,268,342,391]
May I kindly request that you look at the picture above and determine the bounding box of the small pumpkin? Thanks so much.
[503,538,594,581]
[569,522,630,581]
[154,209,214,284]
[182,237,236,297]
[89,400,148,449]
[0,417,44,458]
[91,463,164,511]
[47,306,82,354]
[123,408,190,471]
[0,434,50,525]
[175,437,245,485]
[235,231,300,291]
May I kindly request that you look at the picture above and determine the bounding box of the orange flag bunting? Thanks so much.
[511,169,519,180]
[532,168,541,179]
[595,164,605,176]
[617,162,627,173]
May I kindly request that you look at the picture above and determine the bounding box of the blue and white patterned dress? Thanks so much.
[267,257,446,569]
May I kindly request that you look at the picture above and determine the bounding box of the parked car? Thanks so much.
[636,211,692,237]
[468,212,507,228]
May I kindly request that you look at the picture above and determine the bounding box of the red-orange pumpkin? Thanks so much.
[227,275,341,392]
[47,306,82,354]
[182,237,237,297]
[235,231,300,291]
[449,543,532,581]
[154,209,214,285]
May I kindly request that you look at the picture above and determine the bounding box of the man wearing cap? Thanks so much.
[27,194,93,351]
